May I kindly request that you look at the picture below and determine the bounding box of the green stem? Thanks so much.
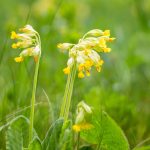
[77,132,80,150]
[60,70,72,117]
[29,56,40,143]
[60,64,76,121]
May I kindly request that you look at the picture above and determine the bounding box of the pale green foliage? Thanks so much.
[28,137,42,150]
[0,115,37,149]
[59,120,73,150]
[42,118,73,150]
[6,125,23,150]
[80,111,129,150]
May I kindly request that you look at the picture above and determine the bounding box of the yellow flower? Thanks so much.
[99,38,106,47]
[73,123,93,132]
[11,25,41,63]
[96,66,101,72]
[14,56,24,62]
[102,47,111,53]
[63,67,70,74]
[86,70,90,76]
[84,60,93,68]
[107,37,116,42]
[11,31,18,39]
[78,71,85,78]
[98,59,104,65]
[103,30,110,36]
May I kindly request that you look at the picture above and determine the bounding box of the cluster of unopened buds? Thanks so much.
[11,25,41,63]
[58,29,115,78]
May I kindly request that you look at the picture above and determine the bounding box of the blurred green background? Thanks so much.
[0,0,150,149]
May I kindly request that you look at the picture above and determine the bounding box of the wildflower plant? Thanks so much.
[58,29,115,121]
[11,25,41,143]
[0,26,132,150]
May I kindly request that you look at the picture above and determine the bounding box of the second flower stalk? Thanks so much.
[11,25,41,143]
[58,29,115,122]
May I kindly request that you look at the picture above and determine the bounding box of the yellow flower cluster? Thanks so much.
[11,25,41,63]
[58,29,115,78]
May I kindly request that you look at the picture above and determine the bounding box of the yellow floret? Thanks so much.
[96,66,101,72]
[103,30,110,36]
[102,47,111,53]
[78,71,85,78]
[99,38,106,47]
[63,67,70,74]
[108,37,116,42]
[14,56,24,62]
[73,123,93,132]
[84,60,93,68]
[86,70,91,76]
[72,125,81,132]
[11,43,18,49]
[78,64,84,72]
[98,59,104,66]
[11,31,18,39]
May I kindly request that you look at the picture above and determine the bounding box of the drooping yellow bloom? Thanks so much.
[63,67,70,74]
[73,101,93,132]
[103,30,110,36]
[78,71,85,78]
[11,31,18,39]
[58,29,115,78]
[14,56,24,62]
[11,25,41,63]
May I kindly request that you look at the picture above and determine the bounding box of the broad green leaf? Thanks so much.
[80,111,130,150]
[42,118,64,150]
[28,136,42,150]
[58,120,73,150]
[0,115,37,149]
[4,116,29,150]
[6,125,23,150]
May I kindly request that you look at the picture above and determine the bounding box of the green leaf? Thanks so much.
[0,115,37,149]
[80,111,130,150]
[28,136,42,150]
[4,116,29,150]
[6,125,23,150]
[42,118,64,150]
[58,120,73,150]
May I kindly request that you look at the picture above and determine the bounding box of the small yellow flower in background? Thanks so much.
[58,29,115,78]
[73,123,93,132]
[11,25,41,63]
[73,101,93,132]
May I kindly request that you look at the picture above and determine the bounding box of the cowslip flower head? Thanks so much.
[73,101,93,132]
[58,29,115,78]
[11,25,41,63]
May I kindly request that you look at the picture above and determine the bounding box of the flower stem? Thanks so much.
[29,56,40,143]
[60,64,76,121]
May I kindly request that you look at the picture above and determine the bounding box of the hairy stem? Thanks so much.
[29,56,40,143]
[60,64,76,121]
